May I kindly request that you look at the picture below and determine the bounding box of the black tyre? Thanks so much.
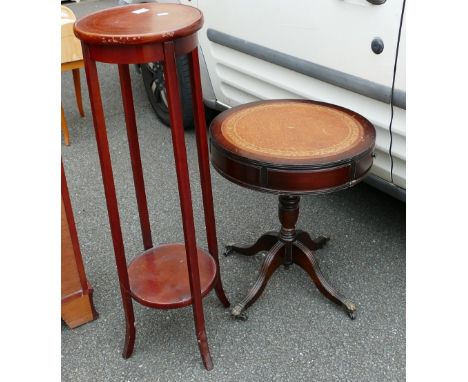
[141,55,194,129]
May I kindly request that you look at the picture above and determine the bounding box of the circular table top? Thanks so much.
[74,3,203,46]
[210,100,375,194]
[210,100,375,167]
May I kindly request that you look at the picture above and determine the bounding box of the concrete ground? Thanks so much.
[61,1,406,381]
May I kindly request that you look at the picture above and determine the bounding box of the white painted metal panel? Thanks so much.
[392,10,406,189]
[188,0,405,187]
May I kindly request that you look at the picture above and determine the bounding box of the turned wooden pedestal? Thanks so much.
[224,195,356,320]
[210,100,376,320]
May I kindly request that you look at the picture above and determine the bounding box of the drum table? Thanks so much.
[209,100,376,320]
[74,4,229,370]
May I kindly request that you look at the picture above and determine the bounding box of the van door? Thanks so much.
[391,8,406,190]
[191,0,405,184]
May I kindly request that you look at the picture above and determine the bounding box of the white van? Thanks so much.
[140,0,406,201]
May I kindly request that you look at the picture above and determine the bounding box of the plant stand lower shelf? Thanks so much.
[128,243,217,309]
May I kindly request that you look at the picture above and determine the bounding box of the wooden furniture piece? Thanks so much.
[62,161,98,328]
[74,4,229,370]
[61,5,85,146]
[209,99,376,320]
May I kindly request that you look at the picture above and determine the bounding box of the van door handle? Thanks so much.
[367,0,386,4]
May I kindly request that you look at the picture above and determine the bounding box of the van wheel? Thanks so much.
[141,55,194,129]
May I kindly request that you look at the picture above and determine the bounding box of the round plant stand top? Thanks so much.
[74,3,203,46]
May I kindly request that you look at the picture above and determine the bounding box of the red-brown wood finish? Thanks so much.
[75,3,228,371]
[188,48,230,308]
[210,99,376,195]
[128,244,216,309]
[118,64,153,250]
[210,99,375,166]
[74,4,203,46]
[82,45,136,359]
[162,40,213,370]
[212,100,376,320]
[85,34,198,65]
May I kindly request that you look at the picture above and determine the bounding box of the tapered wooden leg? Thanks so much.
[61,103,70,146]
[163,42,213,371]
[72,68,85,117]
[292,240,356,319]
[188,48,230,308]
[224,231,278,257]
[296,230,330,251]
[118,64,153,250]
[231,241,284,320]
[123,321,136,358]
[82,44,136,358]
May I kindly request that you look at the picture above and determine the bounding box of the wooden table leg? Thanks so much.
[224,231,278,257]
[118,64,153,250]
[293,241,356,319]
[82,44,136,359]
[61,103,70,146]
[231,241,284,320]
[72,68,85,117]
[188,48,230,308]
[296,230,330,251]
[163,41,213,371]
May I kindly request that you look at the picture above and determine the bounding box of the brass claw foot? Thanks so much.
[231,304,248,321]
[345,302,357,320]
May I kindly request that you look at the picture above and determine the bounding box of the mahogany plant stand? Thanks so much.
[74,4,229,370]
[209,100,376,322]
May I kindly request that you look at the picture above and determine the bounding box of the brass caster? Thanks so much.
[231,305,248,321]
[345,302,357,320]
